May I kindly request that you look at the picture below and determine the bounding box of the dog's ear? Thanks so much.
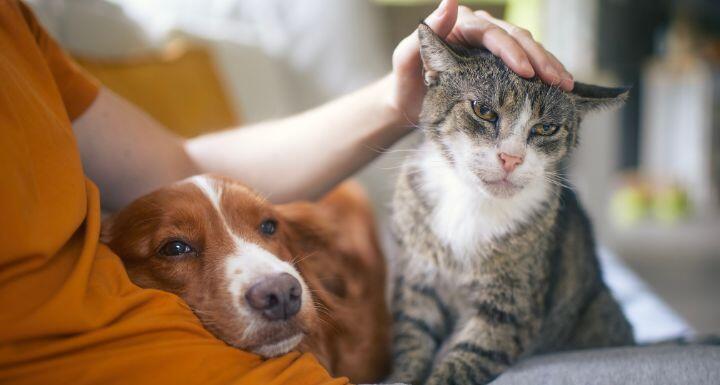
[276,202,330,256]
[276,202,352,299]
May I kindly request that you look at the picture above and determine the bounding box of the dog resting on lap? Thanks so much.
[101,175,391,383]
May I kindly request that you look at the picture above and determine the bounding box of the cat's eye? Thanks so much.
[260,219,277,235]
[471,101,498,122]
[159,240,195,257]
[531,123,560,136]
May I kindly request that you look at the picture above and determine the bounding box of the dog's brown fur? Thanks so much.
[102,177,390,383]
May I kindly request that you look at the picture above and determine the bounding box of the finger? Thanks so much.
[509,31,565,87]
[546,50,574,91]
[509,28,562,86]
[425,0,459,39]
[454,7,534,77]
[475,10,571,90]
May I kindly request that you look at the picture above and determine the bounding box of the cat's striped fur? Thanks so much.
[387,24,634,385]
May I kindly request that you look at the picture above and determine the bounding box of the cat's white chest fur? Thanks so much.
[413,142,549,262]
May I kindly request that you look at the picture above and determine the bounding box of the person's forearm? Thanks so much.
[75,76,408,210]
[186,74,408,202]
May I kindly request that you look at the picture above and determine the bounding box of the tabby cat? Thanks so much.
[388,23,634,385]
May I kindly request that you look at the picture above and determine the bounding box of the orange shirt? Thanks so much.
[0,2,347,384]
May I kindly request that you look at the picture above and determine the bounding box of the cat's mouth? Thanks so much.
[480,177,522,197]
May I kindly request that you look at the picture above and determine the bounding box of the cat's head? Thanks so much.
[417,23,628,199]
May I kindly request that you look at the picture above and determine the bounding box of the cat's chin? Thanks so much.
[479,178,523,198]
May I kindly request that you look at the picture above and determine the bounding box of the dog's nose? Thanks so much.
[245,273,302,321]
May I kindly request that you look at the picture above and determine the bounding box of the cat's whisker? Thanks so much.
[545,169,573,183]
[379,159,442,172]
[543,172,574,191]
[399,162,447,175]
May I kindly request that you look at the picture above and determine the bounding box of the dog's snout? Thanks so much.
[245,273,302,321]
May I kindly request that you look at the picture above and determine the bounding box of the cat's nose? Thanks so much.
[498,152,524,173]
[245,273,302,321]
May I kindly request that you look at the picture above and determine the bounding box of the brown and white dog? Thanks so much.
[101,175,391,382]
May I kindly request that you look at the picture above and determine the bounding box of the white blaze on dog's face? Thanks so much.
[102,175,316,357]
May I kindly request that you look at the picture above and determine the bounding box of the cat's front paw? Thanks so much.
[384,371,420,385]
[425,362,492,385]
[424,368,457,385]
[359,383,410,385]
[358,382,410,385]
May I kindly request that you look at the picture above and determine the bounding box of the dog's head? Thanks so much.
[102,175,318,357]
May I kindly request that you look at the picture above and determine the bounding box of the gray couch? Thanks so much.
[492,345,720,385]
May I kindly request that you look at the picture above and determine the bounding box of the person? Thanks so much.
[0,0,572,384]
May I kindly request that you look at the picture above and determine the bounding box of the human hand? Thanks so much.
[387,0,574,124]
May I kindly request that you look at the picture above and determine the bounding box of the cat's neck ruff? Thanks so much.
[413,141,552,261]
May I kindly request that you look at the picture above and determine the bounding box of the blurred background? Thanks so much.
[26,0,720,336]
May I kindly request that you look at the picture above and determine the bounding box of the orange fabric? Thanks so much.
[0,2,347,385]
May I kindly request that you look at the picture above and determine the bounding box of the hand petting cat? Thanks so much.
[74,0,579,210]
[388,0,574,123]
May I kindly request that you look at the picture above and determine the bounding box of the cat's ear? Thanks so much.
[570,82,630,117]
[418,22,462,86]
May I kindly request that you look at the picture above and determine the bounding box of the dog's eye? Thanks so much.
[471,101,498,122]
[159,240,194,257]
[260,219,277,235]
